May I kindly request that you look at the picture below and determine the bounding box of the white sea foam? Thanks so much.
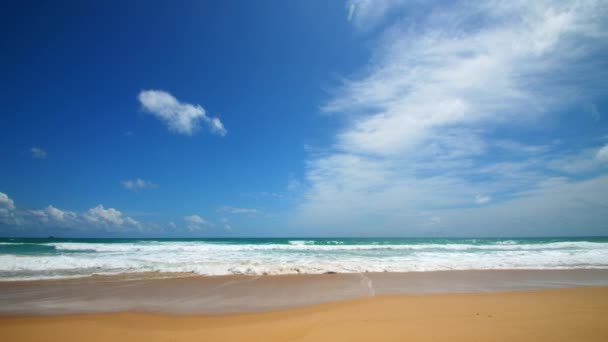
[1,240,607,281]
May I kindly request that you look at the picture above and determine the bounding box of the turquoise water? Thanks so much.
[1,237,607,280]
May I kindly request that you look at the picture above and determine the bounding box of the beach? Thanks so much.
[2,239,608,340]
[3,0,608,339]
[1,286,607,341]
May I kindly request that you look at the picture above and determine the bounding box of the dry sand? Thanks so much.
[1,286,607,342]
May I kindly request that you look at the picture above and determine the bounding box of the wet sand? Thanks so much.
[1,287,607,341]
[1,269,608,315]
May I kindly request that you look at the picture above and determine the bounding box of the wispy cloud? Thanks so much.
[475,194,492,205]
[30,147,47,159]
[220,217,232,231]
[121,178,157,191]
[347,0,408,31]
[138,90,227,136]
[547,146,608,174]
[493,140,552,155]
[217,206,259,215]
[597,144,608,163]
[294,1,608,234]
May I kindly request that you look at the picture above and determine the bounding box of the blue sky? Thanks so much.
[1,0,607,237]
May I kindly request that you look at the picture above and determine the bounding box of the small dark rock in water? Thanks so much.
[48,236,55,239]
[325,271,337,274]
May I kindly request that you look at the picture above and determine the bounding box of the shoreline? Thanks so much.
[3,266,608,284]
[2,269,608,315]
[3,237,607,280]
[1,287,607,341]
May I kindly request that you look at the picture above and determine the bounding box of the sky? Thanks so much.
[1,0,607,237]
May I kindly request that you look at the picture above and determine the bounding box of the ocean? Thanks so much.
[1,237,607,281]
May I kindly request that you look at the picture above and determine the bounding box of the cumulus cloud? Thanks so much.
[184,214,212,231]
[138,90,227,136]
[0,192,15,211]
[84,205,139,227]
[293,1,608,235]
[30,147,47,159]
[0,192,141,233]
[46,205,75,221]
[0,192,17,224]
[121,178,157,191]
[29,205,77,224]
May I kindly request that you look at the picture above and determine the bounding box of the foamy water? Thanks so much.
[1,237,607,281]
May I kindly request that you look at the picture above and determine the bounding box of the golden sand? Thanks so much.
[1,287,607,342]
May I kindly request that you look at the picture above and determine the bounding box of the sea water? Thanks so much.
[1,237,607,281]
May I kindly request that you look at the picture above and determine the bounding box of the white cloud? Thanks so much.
[0,192,17,224]
[30,147,47,159]
[493,140,552,154]
[29,209,49,223]
[293,1,608,235]
[0,192,15,211]
[30,205,77,224]
[124,217,140,227]
[596,144,608,163]
[138,90,227,136]
[475,194,492,205]
[184,214,212,231]
[45,205,74,221]
[217,206,259,215]
[84,204,139,227]
[327,1,606,156]
[0,193,141,232]
[121,178,157,191]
